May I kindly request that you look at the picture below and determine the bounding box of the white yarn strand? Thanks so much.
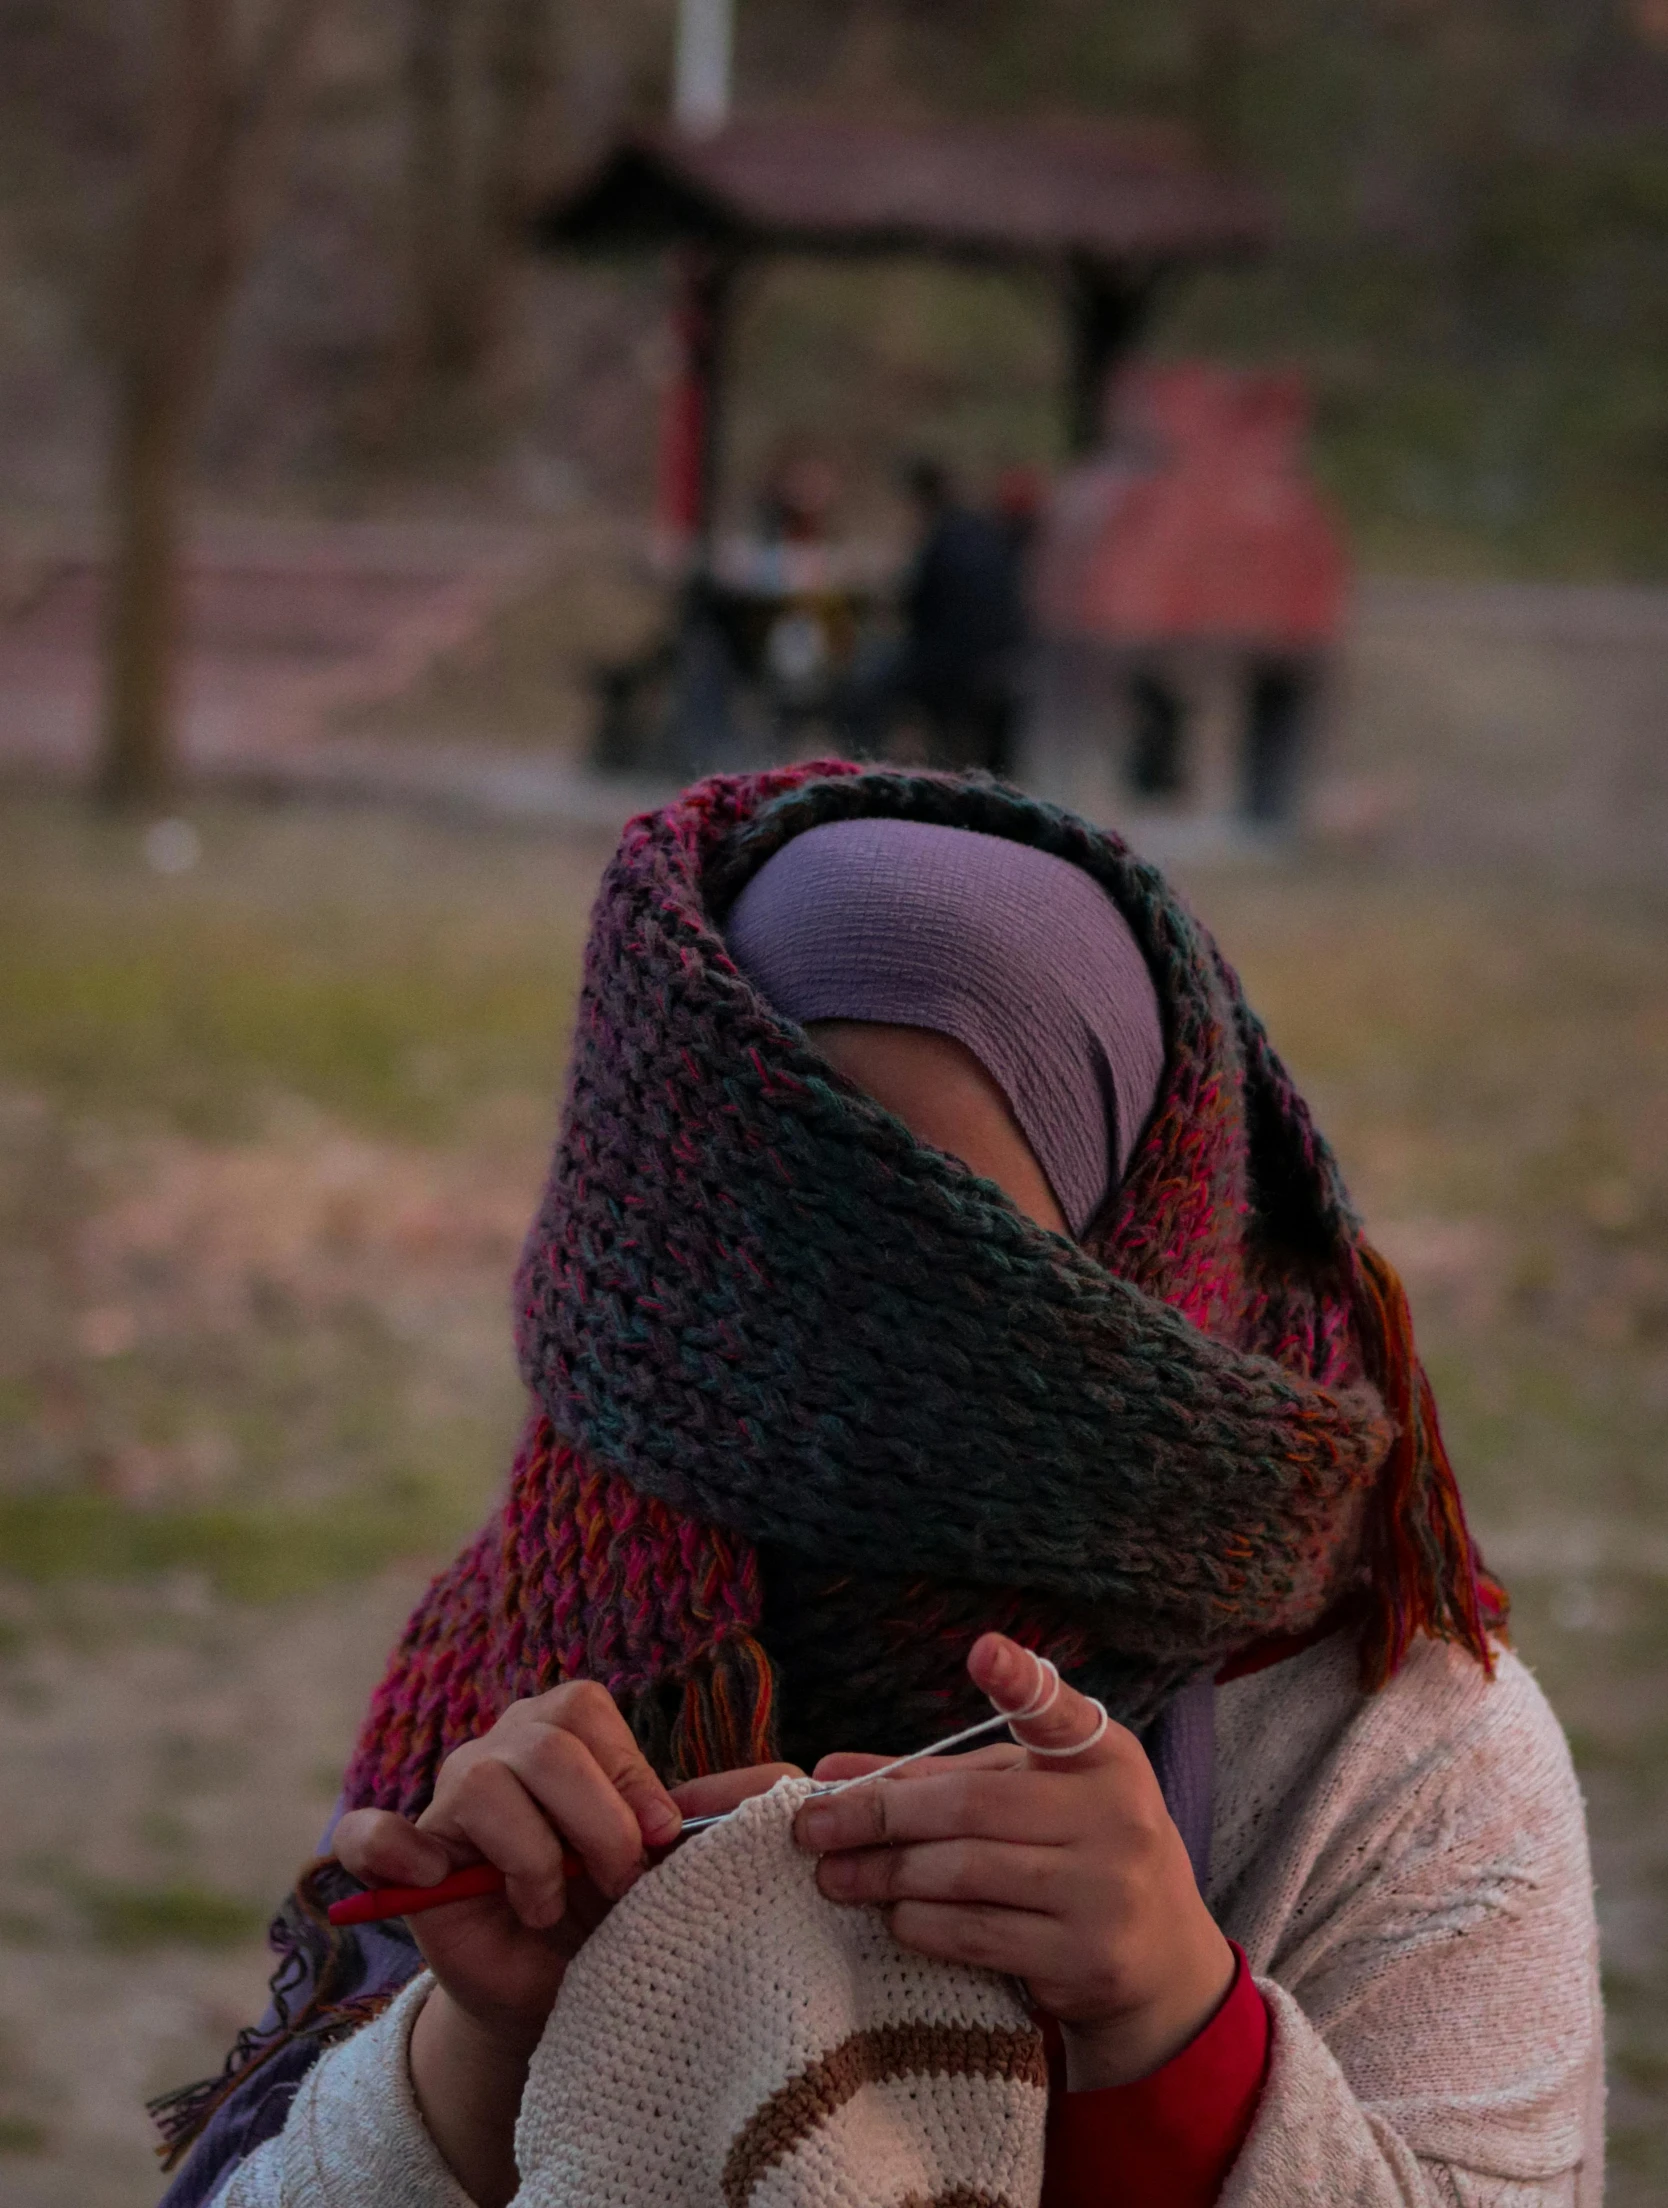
[1015,1698,1110,1758]
[814,1651,1105,1800]
[1002,1653,1109,1757]
[812,1707,1019,1798]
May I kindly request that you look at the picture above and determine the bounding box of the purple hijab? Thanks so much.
[724,818,1166,1236]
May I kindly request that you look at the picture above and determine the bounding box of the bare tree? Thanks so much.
[483,0,557,305]
[98,0,325,809]
[1192,0,1248,166]
[391,0,554,424]
[405,0,476,388]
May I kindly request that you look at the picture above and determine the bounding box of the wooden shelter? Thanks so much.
[534,115,1272,536]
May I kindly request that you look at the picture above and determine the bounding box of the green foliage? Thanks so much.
[0,804,580,1139]
[0,1491,477,1603]
[74,1881,267,1952]
[6,0,1664,573]
[728,260,1062,518]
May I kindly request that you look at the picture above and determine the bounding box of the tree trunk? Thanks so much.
[99,359,193,808]
[467,0,552,387]
[407,0,477,386]
[1193,0,1247,167]
[384,0,551,435]
[96,0,324,810]
[96,0,226,810]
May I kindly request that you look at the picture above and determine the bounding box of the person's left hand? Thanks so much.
[792,1631,1234,2091]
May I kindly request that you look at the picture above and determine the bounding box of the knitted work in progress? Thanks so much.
[341,761,1503,1816]
[514,1778,1049,2208]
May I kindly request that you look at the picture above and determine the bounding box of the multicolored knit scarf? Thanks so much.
[155,762,1504,2189]
[344,760,1501,1809]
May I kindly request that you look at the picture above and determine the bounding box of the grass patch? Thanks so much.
[0,2115,49,2155]
[1614,2045,1668,2094]
[0,913,563,1144]
[0,802,594,1141]
[0,1491,478,1603]
[77,1881,267,1953]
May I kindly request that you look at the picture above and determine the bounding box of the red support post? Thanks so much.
[653,250,735,556]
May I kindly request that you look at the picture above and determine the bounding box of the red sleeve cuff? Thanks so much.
[1039,1945,1270,2208]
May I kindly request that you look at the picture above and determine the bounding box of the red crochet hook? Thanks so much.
[326,1812,735,1927]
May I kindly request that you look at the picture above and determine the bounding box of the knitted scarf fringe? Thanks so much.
[1353,1241,1507,1688]
[671,1631,779,1777]
[150,1585,777,2174]
[147,1860,404,2171]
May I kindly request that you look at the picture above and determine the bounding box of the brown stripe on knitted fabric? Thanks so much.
[722,2024,1046,2208]
[895,2191,1024,2208]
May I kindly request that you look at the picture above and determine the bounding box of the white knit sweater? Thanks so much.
[220,1635,1604,2208]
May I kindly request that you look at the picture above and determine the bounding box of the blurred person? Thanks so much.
[742,441,862,735]
[156,768,1599,2208]
[1029,366,1345,829]
[1241,655,1321,827]
[1125,652,1321,826]
[994,460,1048,556]
[752,440,842,593]
[846,460,1029,773]
[1128,668,1187,798]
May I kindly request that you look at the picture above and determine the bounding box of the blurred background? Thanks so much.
[1,2,1666,2202]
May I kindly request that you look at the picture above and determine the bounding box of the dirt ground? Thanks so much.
[1,789,1665,2204]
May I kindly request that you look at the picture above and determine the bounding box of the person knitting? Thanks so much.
[157,766,1602,2208]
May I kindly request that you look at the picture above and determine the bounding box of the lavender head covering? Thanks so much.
[724,818,1165,1237]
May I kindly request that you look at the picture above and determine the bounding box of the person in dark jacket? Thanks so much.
[845,460,1028,773]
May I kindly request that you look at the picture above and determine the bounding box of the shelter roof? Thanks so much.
[534,115,1272,269]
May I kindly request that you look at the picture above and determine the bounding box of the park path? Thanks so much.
[0,513,556,778]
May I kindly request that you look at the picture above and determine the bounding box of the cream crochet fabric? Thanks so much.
[515,1775,1047,2208]
[221,1636,1604,2208]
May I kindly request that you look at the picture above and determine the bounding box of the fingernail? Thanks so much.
[642,1800,681,1844]
[818,1854,858,1898]
[796,1804,835,1850]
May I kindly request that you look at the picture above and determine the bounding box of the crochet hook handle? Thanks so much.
[326,1813,733,1926]
[328,1860,515,1925]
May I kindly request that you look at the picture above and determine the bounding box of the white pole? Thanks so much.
[674,0,733,137]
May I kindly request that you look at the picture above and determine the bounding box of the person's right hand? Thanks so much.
[332,1682,798,2208]
[334,1680,677,2050]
